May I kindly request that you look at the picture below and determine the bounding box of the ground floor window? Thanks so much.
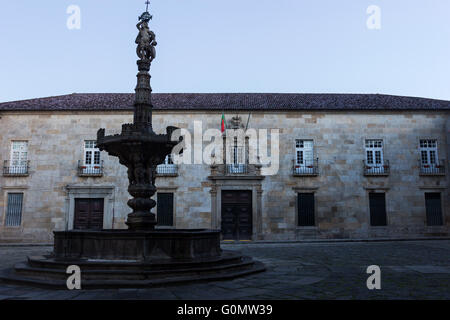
[74,198,104,230]
[369,192,387,226]
[297,193,315,226]
[425,193,443,226]
[5,193,24,227]
[157,193,174,226]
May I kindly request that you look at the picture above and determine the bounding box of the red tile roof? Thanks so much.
[0,93,449,111]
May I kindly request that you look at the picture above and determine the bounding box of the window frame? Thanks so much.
[365,139,384,165]
[4,192,24,227]
[295,139,314,174]
[156,192,175,227]
[84,140,101,167]
[424,192,444,226]
[368,192,388,227]
[419,139,438,166]
[82,140,102,175]
[9,141,28,174]
[297,192,316,227]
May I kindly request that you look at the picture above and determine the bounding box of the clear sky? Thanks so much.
[0,0,449,102]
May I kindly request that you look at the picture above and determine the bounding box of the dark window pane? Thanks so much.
[298,193,315,226]
[425,193,443,226]
[5,193,24,227]
[369,193,387,226]
[157,193,174,226]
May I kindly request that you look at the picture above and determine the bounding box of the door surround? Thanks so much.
[209,180,263,241]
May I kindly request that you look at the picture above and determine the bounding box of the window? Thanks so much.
[157,193,174,226]
[295,140,314,174]
[420,139,438,166]
[369,193,387,226]
[166,154,174,165]
[83,141,101,174]
[9,141,28,174]
[5,193,24,226]
[297,193,315,226]
[425,193,443,226]
[365,139,385,174]
[228,137,246,174]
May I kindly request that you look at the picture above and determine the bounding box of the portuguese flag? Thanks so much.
[221,112,226,133]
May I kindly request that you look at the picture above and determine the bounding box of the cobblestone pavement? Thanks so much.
[0,240,449,300]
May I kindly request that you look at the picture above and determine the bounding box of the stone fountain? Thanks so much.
[0,5,264,289]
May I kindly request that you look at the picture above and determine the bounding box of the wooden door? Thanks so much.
[74,198,104,230]
[221,191,252,240]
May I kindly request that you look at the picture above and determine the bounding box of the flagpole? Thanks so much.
[245,112,251,131]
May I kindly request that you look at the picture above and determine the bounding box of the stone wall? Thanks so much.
[0,110,448,242]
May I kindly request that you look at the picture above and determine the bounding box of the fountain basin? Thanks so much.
[54,229,222,261]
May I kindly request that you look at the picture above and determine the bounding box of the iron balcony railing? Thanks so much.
[156,164,178,176]
[293,158,319,176]
[419,159,446,176]
[363,160,390,176]
[77,160,104,177]
[226,164,249,174]
[3,160,30,176]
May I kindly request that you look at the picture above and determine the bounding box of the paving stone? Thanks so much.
[0,241,448,299]
[406,265,450,274]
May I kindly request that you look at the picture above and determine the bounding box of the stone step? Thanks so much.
[27,251,244,271]
[14,257,257,281]
[0,260,265,289]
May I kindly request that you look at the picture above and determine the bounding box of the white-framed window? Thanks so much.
[365,139,383,166]
[83,141,101,174]
[9,141,28,174]
[420,139,438,166]
[365,139,385,174]
[228,137,246,173]
[295,139,314,174]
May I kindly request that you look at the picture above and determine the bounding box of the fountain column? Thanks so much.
[97,7,176,231]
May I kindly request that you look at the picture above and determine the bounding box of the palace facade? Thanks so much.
[0,93,449,243]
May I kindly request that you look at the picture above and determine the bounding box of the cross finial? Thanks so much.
[139,1,153,22]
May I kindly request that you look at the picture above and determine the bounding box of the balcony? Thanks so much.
[293,158,319,176]
[156,164,178,177]
[363,160,390,176]
[226,164,248,174]
[419,160,446,176]
[78,160,104,177]
[210,163,262,177]
[3,160,30,177]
